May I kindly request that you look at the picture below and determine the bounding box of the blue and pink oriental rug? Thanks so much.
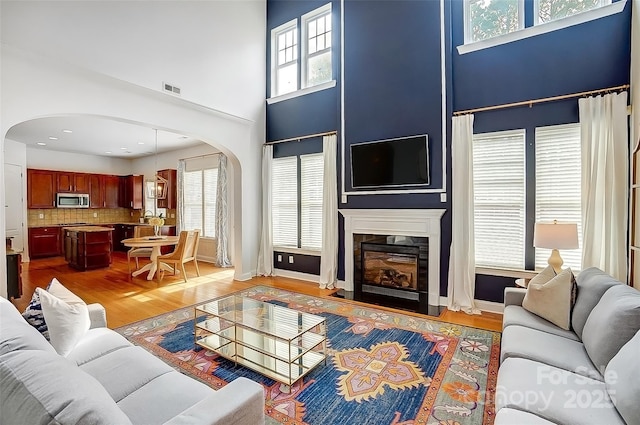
[117,286,500,425]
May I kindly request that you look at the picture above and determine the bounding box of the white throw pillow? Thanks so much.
[527,265,556,287]
[47,278,85,304]
[38,288,90,357]
[522,268,575,330]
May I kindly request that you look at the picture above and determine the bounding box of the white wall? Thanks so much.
[0,0,266,297]
[26,146,133,175]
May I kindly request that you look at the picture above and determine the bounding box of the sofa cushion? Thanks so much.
[605,329,640,425]
[522,268,575,330]
[496,358,625,425]
[39,288,91,357]
[0,349,132,425]
[582,284,640,370]
[0,297,55,355]
[495,408,558,425]
[572,267,622,340]
[79,345,174,402]
[117,370,212,425]
[502,305,579,341]
[500,325,601,380]
[67,327,132,366]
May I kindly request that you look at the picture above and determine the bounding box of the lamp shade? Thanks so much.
[533,222,579,249]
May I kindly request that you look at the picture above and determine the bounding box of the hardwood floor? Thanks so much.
[13,252,502,331]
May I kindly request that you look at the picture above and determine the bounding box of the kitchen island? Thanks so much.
[63,226,113,271]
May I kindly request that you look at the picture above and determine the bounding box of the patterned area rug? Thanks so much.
[116,286,500,425]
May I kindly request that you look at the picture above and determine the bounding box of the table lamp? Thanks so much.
[533,221,579,273]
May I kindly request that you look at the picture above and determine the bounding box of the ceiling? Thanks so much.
[5,116,207,159]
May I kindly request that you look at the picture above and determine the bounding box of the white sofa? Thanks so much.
[495,267,640,425]
[0,296,265,425]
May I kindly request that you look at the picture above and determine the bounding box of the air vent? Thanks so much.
[162,82,181,96]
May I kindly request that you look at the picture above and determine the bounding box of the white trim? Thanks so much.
[301,3,332,90]
[340,208,445,306]
[274,268,320,283]
[463,0,525,45]
[440,296,504,314]
[343,187,446,196]
[475,267,538,279]
[267,80,336,104]
[340,0,346,202]
[440,0,447,195]
[273,247,320,256]
[458,0,627,55]
[270,18,298,98]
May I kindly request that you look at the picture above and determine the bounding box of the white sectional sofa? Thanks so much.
[495,267,640,425]
[0,295,265,425]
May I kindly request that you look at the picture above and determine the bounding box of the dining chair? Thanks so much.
[157,230,201,282]
[127,225,155,274]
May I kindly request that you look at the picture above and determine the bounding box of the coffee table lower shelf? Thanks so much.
[196,334,326,386]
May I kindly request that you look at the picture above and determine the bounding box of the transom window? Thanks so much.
[270,3,332,98]
[535,0,611,24]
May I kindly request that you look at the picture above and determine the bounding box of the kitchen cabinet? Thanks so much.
[103,175,120,208]
[113,224,136,252]
[29,227,61,258]
[156,169,177,209]
[119,175,144,209]
[65,227,113,271]
[57,172,90,193]
[89,174,103,208]
[27,169,56,208]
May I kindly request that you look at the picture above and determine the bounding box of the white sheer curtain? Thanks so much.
[176,159,186,234]
[215,154,231,267]
[448,114,480,314]
[257,145,274,276]
[319,134,338,289]
[579,92,628,281]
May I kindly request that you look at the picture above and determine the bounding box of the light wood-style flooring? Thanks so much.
[12,252,502,332]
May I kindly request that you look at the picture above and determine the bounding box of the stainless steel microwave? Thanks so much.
[56,193,90,208]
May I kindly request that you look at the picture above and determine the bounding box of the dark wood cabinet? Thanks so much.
[57,172,89,193]
[156,169,177,209]
[7,252,22,299]
[103,175,120,208]
[27,169,56,208]
[29,227,61,258]
[119,175,144,209]
[114,224,136,252]
[89,174,103,208]
[66,229,113,271]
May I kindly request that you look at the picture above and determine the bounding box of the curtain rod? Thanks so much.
[180,152,221,161]
[265,130,337,145]
[453,84,630,116]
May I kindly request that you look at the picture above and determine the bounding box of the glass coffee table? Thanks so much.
[195,295,327,386]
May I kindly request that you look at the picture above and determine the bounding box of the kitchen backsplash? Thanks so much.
[28,208,178,226]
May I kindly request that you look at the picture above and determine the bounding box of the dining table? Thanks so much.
[121,235,180,280]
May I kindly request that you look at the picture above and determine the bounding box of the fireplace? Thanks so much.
[339,209,445,315]
[355,236,429,313]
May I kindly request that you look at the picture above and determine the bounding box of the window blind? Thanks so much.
[535,123,582,271]
[203,168,218,238]
[272,157,298,248]
[183,170,203,234]
[473,129,526,269]
[300,153,324,250]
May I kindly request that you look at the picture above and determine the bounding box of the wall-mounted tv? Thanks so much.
[350,134,429,189]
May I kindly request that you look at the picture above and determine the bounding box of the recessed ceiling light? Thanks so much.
[138,141,145,145]
[48,136,58,140]
[62,129,73,133]
[37,142,47,146]
[120,147,128,150]
[105,151,112,154]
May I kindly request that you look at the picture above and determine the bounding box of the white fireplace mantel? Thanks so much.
[339,209,446,306]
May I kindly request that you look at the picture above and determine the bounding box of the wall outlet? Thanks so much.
[440,193,447,203]
[277,254,282,262]
[288,255,294,264]
[38,213,44,219]
[93,212,98,218]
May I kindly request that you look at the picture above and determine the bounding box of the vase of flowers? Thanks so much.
[148,216,165,237]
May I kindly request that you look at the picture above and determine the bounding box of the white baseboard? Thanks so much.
[274,268,320,284]
[439,296,504,314]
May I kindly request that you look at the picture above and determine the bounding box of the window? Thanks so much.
[183,167,218,238]
[272,153,324,251]
[535,0,611,24]
[534,123,582,270]
[473,129,526,269]
[465,0,524,43]
[473,124,583,271]
[270,3,332,98]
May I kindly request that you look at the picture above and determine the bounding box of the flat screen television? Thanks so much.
[350,134,429,189]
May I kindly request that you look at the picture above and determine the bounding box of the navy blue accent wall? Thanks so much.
[266,0,632,304]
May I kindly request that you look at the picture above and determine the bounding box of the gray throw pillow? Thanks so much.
[582,285,640,370]
[572,267,622,340]
[0,350,133,425]
[606,330,640,425]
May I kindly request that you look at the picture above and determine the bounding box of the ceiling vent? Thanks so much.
[162,82,181,96]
